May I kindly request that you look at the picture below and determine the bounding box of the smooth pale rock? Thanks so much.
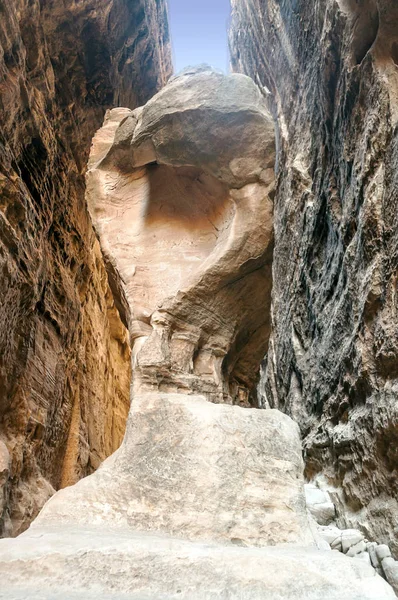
[377,544,392,561]
[32,393,312,548]
[347,540,367,557]
[1,393,392,598]
[317,524,342,547]
[0,527,395,600]
[367,542,381,568]
[341,530,365,554]
[355,552,372,566]
[331,538,343,551]
[304,483,336,525]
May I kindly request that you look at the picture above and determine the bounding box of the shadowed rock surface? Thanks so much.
[230,0,398,555]
[0,0,172,537]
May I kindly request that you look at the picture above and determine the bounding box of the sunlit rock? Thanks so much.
[87,67,276,406]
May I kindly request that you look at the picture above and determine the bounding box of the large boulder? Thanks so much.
[0,393,394,599]
[29,393,311,547]
[126,65,275,187]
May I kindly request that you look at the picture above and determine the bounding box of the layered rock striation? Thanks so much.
[0,0,172,536]
[230,0,398,554]
[0,68,394,600]
[87,67,276,405]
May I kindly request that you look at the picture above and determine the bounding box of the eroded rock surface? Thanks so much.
[0,391,393,599]
[87,68,275,405]
[0,0,171,536]
[230,0,398,554]
[0,66,394,600]
[0,527,395,600]
[33,393,312,547]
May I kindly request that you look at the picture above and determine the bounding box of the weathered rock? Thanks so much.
[378,545,393,561]
[0,391,394,599]
[347,540,367,557]
[304,483,336,525]
[0,527,395,600]
[31,392,312,547]
[87,68,275,405]
[368,542,381,569]
[341,530,365,554]
[230,0,398,554]
[317,524,342,547]
[0,0,171,535]
[0,442,11,536]
[126,65,275,188]
[355,551,372,566]
[0,63,393,599]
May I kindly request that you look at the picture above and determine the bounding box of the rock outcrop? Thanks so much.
[87,67,275,405]
[0,68,394,600]
[230,0,398,555]
[0,0,172,536]
[31,392,312,547]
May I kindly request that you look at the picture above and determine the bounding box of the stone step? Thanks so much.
[0,526,394,600]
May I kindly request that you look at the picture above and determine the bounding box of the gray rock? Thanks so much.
[0,441,11,537]
[354,552,372,566]
[304,483,336,525]
[229,0,398,558]
[367,542,381,569]
[381,557,398,595]
[331,536,343,552]
[317,524,342,547]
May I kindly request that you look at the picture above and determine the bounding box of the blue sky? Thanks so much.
[167,0,231,73]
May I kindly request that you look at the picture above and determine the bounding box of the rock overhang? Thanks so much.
[100,66,276,189]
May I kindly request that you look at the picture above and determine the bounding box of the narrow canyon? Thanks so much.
[0,0,397,598]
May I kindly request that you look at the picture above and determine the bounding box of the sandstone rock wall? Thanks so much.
[0,0,172,536]
[230,0,398,554]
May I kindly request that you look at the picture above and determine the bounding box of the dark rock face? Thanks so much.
[230,0,398,553]
[0,0,171,536]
